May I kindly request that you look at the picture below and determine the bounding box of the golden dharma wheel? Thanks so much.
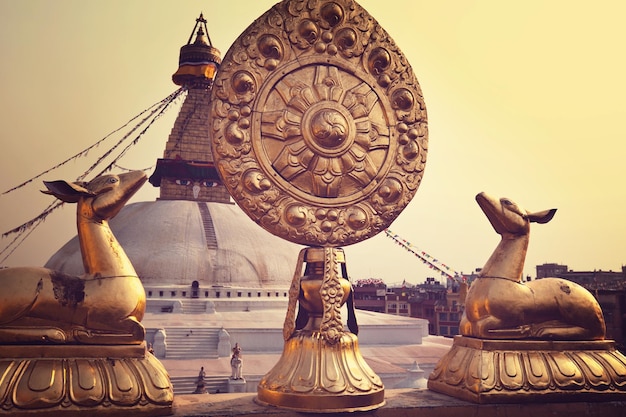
[210,0,428,247]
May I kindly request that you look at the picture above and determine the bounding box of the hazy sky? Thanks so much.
[1,1,624,285]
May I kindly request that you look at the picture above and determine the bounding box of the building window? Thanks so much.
[182,291,187,297]
[205,291,209,297]
[148,291,152,297]
[258,292,261,297]
[237,292,242,297]
[439,312,448,321]
[159,291,164,297]
[227,291,231,298]
[248,292,252,297]
[171,291,176,297]
[449,312,459,322]
[216,291,220,298]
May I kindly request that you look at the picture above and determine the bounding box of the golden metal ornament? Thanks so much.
[0,343,172,416]
[210,0,427,411]
[257,247,384,412]
[460,192,605,340]
[428,192,626,403]
[210,0,427,248]
[429,337,626,403]
[0,171,173,415]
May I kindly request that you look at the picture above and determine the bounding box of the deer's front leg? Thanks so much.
[471,316,531,339]
[72,317,145,344]
[486,324,532,338]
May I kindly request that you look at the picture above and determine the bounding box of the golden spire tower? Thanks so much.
[149,13,230,203]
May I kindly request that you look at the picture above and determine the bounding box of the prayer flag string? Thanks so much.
[0,201,64,264]
[2,88,184,195]
[0,88,185,262]
[384,228,465,283]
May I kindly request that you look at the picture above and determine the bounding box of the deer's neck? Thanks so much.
[479,233,529,282]
[77,213,136,278]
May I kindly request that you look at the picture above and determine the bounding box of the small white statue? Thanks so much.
[230,343,243,380]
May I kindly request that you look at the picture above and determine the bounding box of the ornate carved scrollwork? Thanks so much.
[428,337,626,403]
[210,0,427,247]
[215,0,425,411]
[0,344,172,415]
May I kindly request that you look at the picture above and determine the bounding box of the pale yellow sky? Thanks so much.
[0,1,624,284]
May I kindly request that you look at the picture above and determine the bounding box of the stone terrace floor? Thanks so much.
[170,389,626,417]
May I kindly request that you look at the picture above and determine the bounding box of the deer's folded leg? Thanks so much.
[486,325,532,339]
[0,327,67,343]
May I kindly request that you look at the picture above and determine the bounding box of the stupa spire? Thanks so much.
[172,13,221,89]
[149,14,230,203]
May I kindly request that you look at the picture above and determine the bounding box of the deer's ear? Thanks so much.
[528,208,557,224]
[41,180,94,203]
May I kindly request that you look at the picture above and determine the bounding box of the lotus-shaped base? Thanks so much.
[428,336,626,403]
[0,342,173,416]
[257,330,384,412]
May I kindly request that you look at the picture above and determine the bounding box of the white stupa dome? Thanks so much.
[45,200,301,288]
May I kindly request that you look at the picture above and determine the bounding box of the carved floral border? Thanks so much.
[210,0,428,247]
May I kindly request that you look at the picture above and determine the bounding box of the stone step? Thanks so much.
[165,333,219,339]
[170,375,228,395]
[197,202,218,249]
[165,328,218,334]
[180,300,209,314]
[163,327,221,359]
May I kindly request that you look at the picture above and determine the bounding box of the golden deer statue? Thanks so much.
[460,192,606,340]
[0,171,148,344]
